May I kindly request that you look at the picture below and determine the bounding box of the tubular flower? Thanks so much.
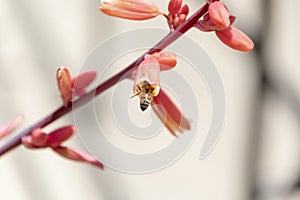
[215,26,255,52]
[195,1,254,52]
[22,126,103,169]
[0,114,23,140]
[99,0,161,20]
[208,1,229,29]
[152,51,177,70]
[152,89,190,136]
[133,55,161,111]
[131,52,190,136]
[56,67,96,106]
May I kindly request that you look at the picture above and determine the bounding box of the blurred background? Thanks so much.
[1,0,300,199]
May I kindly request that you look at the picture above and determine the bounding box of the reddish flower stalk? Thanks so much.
[0,3,209,156]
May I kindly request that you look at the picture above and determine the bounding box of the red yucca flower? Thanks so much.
[195,1,254,52]
[99,0,162,20]
[22,126,103,169]
[56,67,96,106]
[131,52,190,136]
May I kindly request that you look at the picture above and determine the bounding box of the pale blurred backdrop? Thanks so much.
[1,0,300,200]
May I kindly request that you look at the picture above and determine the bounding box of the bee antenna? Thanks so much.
[130,93,140,99]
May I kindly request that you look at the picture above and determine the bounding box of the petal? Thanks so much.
[195,13,222,32]
[72,70,96,96]
[22,136,39,149]
[56,67,73,106]
[31,128,49,147]
[173,14,187,29]
[134,55,160,92]
[168,0,182,15]
[45,126,75,148]
[178,4,189,16]
[73,88,87,97]
[0,114,23,140]
[216,26,254,52]
[53,146,104,169]
[209,1,230,29]
[229,15,236,25]
[152,88,190,136]
[152,52,177,70]
[22,128,48,148]
[99,0,161,20]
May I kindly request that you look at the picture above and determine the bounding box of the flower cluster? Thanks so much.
[56,67,96,106]
[0,0,254,170]
[22,126,103,169]
[99,0,254,52]
[166,0,189,30]
[131,51,190,136]
[195,0,254,52]
[0,68,103,169]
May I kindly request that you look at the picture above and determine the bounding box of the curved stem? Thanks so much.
[0,3,208,156]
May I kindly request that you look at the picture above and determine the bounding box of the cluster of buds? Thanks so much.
[0,67,103,169]
[0,0,255,170]
[195,0,254,52]
[99,0,254,52]
[166,0,189,30]
[56,67,96,106]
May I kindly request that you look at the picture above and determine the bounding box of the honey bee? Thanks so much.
[131,55,160,111]
[133,80,160,111]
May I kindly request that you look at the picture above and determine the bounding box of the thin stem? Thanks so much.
[0,4,209,156]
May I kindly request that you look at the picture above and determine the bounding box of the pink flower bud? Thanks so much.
[208,1,230,29]
[99,0,161,20]
[22,128,48,149]
[56,67,97,105]
[30,128,48,147]
[216,26,254,52]
[22,126,75,148]
[22,126,103,169]
[195,13,221,32]
[168,0,183,16]
[53,146,104,169]
[152,52,177,70]
[134,55,160,90]
[173,14,187,29]
[72,70,97,96]
[0,114,23,140]
[178,4,189,16]
[45,126,75,148]
[56,67,73,106]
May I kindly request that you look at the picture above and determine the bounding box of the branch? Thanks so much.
[0,4,209,156]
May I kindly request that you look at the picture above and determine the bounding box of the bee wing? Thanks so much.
[133,55,160,93]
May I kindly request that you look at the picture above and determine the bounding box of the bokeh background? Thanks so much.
[1,0,300,199]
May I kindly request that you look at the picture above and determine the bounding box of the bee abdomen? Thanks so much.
[140,102,149,111]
